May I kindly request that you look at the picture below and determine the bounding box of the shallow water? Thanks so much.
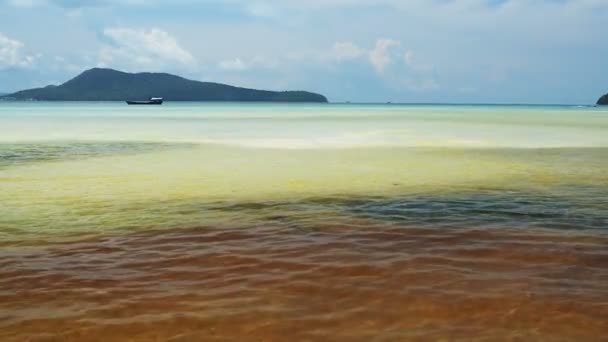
[1,103,607,340]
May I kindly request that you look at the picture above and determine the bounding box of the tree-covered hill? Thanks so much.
[1,68,328,103]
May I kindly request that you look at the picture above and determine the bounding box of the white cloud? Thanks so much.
[3,0,150,8]
[326,38,440,92]
[403,51,434,73]
[2,0,607,103]
[404,78,439,92]
[0,32,36,69]
[330,39,404,73]
[368,38,400,73]
[218,58,248,71]
[246,3,280,18]
[99,27,195,70]
[458,86,478,94]
[329,39,437,83]
[404,51,414,66]
[331,42,365,61]
[5,0,45,7]
[217,56,278,72]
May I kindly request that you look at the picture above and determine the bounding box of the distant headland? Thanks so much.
[0,68,328,103]
[598,93,608,105]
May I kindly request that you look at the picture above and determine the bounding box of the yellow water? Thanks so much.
[1,103,607,340]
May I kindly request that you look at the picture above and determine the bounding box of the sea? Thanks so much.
[1,102,607,341]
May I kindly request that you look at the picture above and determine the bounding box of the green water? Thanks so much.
[1,103,607,240]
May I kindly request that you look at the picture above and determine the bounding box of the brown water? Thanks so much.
[2,222,608,341]
[2,103,608,340]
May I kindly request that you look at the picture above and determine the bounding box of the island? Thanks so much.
[0,68,328,103]
[598,93,608,105]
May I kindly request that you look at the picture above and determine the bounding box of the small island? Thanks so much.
[0,68,328,103]
[598,93,608,105]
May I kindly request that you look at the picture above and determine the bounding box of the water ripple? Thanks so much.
[1,225,607,341]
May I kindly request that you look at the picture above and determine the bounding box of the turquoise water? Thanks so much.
[2,103,608,148]
[1,102,607,240]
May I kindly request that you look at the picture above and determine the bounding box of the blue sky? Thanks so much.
[0,0,607,103]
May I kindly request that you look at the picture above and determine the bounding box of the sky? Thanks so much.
[0,0,607,104]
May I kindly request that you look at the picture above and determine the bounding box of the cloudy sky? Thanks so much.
[0,0,607,103]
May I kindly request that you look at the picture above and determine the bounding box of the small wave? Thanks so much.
[1,223,607,341]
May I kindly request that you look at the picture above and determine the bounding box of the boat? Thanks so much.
[126,97,163,105]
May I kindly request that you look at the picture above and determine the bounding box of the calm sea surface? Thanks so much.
[1,102,607,340]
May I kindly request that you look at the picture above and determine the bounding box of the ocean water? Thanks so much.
[1,102,607,340]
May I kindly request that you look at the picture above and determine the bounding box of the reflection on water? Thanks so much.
[1,103,608,340]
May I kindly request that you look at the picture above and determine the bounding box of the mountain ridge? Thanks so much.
[1,68,328,103]
[598,93,608,105]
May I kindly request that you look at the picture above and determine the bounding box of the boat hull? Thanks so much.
[126,100,163,105]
